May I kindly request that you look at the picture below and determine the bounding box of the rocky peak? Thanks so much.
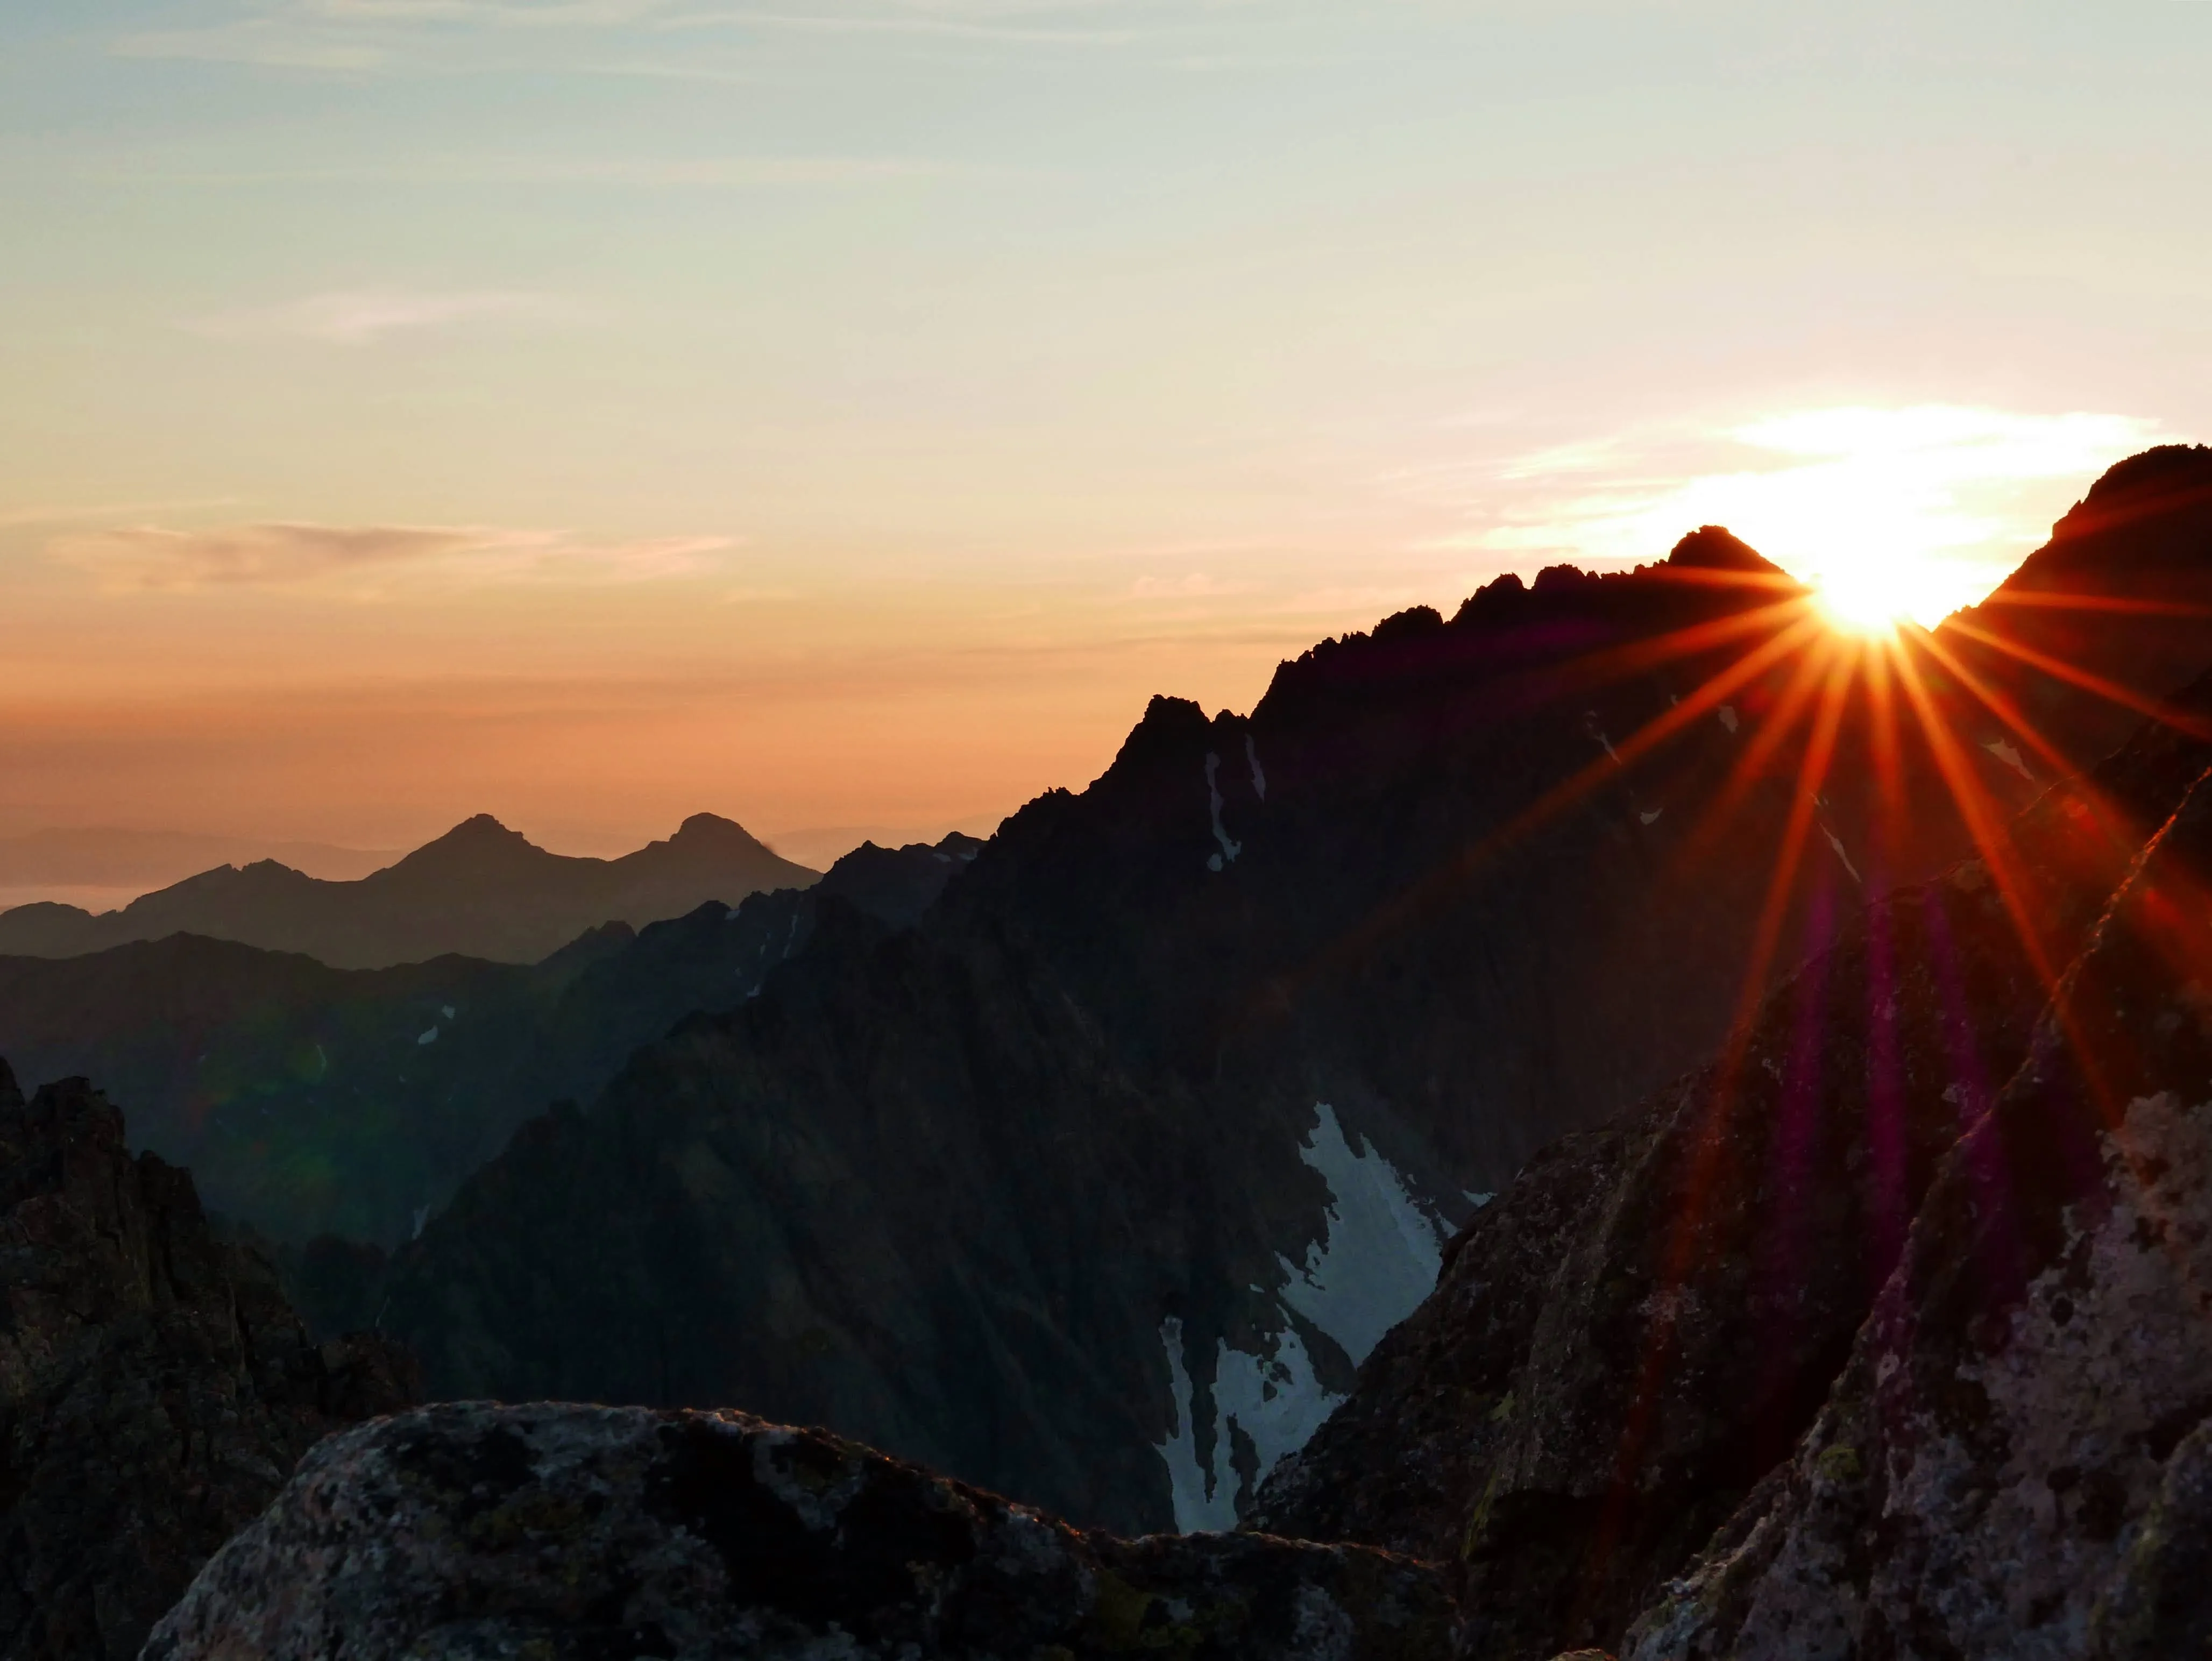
[1662,524,1778,574]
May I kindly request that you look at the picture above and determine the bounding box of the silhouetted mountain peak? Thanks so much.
[385,815,548,879]
[662,812,771,854]
[2080,442,2212,512]
[1096,694,1216,794]
[1665,523,1780,574]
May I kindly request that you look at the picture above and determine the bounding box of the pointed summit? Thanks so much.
[1665,525,1783,575]
[663,813,773,854]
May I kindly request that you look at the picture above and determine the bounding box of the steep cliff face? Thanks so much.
[364,457,2212,1544]
[0,1058,417,1661]
[145,1402,1453,1661]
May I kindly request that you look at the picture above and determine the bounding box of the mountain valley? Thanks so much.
[3,450,2212,1657]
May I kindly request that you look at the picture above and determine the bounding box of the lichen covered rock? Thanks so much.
[146,1401,1452,1661]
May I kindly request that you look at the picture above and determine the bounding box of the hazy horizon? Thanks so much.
[6,3,2209,851]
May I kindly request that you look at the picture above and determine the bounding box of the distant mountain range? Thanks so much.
[0,833,977,1247]
[0,826,398,888]
[0,812,820,968]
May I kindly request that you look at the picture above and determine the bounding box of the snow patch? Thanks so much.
[441,1004,456,1020]
[416,1026,439,1047]
[1464,1190,1495,1208]
[1153,1316,1344,1532]
[1718,705,1740,734]
[1821,824,1863,884]
[1245,734,1268,801]
[411,1205,430,1239]
[1983,737,2034,782]
[1205,752,1242,866]
[1151,1103,1455,1530]
[1640,807,1664,826]
[1277,1103,1449,1365]
[313,1043,329,1078]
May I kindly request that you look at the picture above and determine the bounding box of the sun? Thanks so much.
[1814,565,1919,637]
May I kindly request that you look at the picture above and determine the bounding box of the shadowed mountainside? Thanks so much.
[0,833,976,1247]
[0,811,819,968]
[360,449,2212,1539]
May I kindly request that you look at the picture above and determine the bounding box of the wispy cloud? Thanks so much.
[134,156,948,187]
[660,8,1148,46]
[51,521,738,592]
[189,288,580,345]
[112,0,1181,70]
[115,22,392,69]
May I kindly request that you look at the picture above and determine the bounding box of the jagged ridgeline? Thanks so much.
[341,448,2212,1540]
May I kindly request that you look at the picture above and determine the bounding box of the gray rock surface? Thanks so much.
[145,1401,1452,1661]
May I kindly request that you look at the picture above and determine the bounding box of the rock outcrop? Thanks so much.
[145,1401,1451,1661]
[0,1058,417,1661]
[1623,737,2212,1656]
[1249,667,2212,1658]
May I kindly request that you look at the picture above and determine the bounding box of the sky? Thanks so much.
[2,1,2209,860]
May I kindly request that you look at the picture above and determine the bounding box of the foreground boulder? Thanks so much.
[146,1401,1453,1661]
[0,1059,417,1661]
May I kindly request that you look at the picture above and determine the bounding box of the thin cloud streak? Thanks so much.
[189,289,582,345]
[131,157,952,187]
[50,521,739,592]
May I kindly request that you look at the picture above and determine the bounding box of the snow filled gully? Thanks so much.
[1154,1103,1458,1530]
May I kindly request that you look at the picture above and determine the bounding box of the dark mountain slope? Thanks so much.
[0,1057,415,1661]
[0,810,818,968]
[1247,663,2212,1659]
[374,452,2212,1540]
[0,834,967,1247]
